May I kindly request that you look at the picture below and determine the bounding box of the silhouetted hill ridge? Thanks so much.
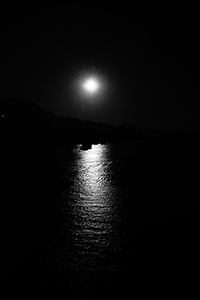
[0,97,50,119]
[0,97,140,148]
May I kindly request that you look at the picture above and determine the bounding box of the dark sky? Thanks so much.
[1,2,200,131]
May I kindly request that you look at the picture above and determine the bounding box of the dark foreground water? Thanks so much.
[1,137,200,298]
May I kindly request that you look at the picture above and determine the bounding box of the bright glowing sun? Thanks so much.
[73,69,109,104]
[82,77,100,94]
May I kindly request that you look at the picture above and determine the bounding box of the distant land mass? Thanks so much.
[1,97,200,174]
[0,97,141,149]
[1,96,199,151]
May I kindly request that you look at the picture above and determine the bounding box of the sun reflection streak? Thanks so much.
[70,144,118,245]
[59,143,124,284]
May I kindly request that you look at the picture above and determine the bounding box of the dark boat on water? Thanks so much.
[80,142,92,150]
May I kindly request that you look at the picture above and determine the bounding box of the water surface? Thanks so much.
[53,144,130,296]
[4,139,198,298]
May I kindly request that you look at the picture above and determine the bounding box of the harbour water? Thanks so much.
[2,138,200,298]
[40,143,137,298]
[55,144,128,296]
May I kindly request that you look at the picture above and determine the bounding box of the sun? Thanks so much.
[72,67,111,105]
[82,77,100,94]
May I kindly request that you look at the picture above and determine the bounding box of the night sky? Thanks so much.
[1,2,200,131]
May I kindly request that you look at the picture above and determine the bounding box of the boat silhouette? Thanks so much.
[80,142,92,150]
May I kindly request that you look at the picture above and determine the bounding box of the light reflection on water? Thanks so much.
[73,144,118,241]
[59,143,124,286]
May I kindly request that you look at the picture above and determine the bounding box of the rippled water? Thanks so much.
[38,140,171,297]
[53,144,130,296]
[14,139,179,298]
[3,138,200,297]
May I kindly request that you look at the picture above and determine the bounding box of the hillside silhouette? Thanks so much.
[1,96,200,174]
[0,97,140,148]
[0,96,141,176]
